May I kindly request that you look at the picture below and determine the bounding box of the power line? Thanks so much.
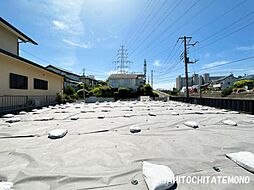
[131,0,202,62]
[199,21,254,50]
[124,0,153,47]
[129,0,184,57]
[191,0,248,35]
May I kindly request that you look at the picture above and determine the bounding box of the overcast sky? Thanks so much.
[1,0,254,89]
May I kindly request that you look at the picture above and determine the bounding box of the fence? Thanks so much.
[169,96,254,115]
[0,95,57,115]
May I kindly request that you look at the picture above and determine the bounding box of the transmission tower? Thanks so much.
[113,45,132,73]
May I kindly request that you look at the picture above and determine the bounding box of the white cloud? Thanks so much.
[63,39,91,49]
[153,60,161,67]
[49,0,85,36]
[236,45,254,51]
[202,61,229,69]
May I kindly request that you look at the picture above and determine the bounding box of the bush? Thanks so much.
[233,80,254,88]
[65,85,75,96]
[151,92,159,97]
[118,87,131,99]
[56,93,64,104]
[64,94,75,103]
[221,86,233,97]
[90,85,113,97]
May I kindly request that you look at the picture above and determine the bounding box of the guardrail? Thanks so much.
[0,95,57,115]
[170,96,254,115]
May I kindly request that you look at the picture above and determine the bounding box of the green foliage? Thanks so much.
[221,86,233,97]
[56,93,64,104]
[137,84,154,96]
[117,87,132,99]
[151,91,159,97]
[90,85,113,97]
[233,80,254,88]
[64,85,75,96]
[64,94,75,103]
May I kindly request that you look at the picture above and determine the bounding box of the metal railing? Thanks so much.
[170,96,254,115]
[0,95,57,115]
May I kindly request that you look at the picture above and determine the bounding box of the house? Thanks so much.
[46,65,80,90]
[79,75,99,88]
[108,73,145,90]
[211,74,237,90]
[0,17,63,113]
[46,65,100,89]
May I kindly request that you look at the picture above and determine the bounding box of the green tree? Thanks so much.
[64,85,75,96]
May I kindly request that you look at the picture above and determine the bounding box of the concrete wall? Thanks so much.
[108,78,138,90]
[0,54,63,96]
[0,25,18,55]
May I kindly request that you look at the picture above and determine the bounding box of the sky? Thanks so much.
[1,0,254,89]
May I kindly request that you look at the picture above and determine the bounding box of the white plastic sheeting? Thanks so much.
[0,182,13,190]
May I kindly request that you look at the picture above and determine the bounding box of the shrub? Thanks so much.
[56,93,64,104]
[65,85,75,96]
[221,86,233,97]
[233,80,254,88]
[64,94,75,103]
[118,87,131,99]
[151,91,159,97]
[90,85,113,97]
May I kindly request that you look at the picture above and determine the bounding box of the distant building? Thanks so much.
[46,65,99,89]
[108,73,145,90]
[176,73,226,90]
[46,65,81,89]
[211,74,238,90]
[80,76,99,88]
[0,17,63,110]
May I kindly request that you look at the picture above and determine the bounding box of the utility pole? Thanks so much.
[178,36,198,98]
[82,68,86,101]
[151,70,154,88]
[144,59,147,84]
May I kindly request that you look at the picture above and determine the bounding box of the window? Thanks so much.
[10,73,28,89]
[34,78,48,90]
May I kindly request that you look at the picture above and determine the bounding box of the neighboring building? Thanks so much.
[46,65,99,89]
[46,65,80,89]
[108,73,145,90]
[211,74,238,90]
[0,17,63,111]
[176,73,226,90]
[80,76,99,88]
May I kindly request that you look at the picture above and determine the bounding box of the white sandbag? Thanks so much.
[31,109,38,112]
[5,117,21,123]
[143,161,175,190]
[229,111,239,114]
[124,114,131,118]
[222,120,237,126]
[167,108,173,110]
[98,115,105,119]
[226,151,254,173]
[149,112,156,116]
[0,182,13,190]
[95,101,100,105]
[2,114,14,118]
[184,121,198,128]
[171,112,179,115]
[48,129,68,139]
[130,126,141,133]
[35,117,54,121]
[19,111,27,115]
[70,116,79,120]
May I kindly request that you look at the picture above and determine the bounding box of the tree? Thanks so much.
[64,85,75,96]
